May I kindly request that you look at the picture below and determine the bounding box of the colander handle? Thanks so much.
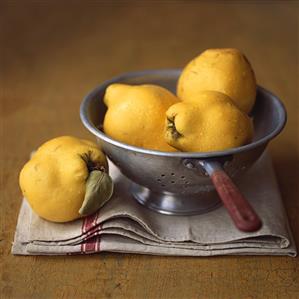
[200,160,262,232]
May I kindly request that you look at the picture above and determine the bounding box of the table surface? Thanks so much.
[1,2,298,298]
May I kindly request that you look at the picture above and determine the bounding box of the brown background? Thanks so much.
[1,1,298,298]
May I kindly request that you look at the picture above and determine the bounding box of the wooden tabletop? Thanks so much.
[1,1,298,298]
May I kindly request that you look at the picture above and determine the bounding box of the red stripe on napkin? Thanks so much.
[81,212,100,253]
[82,212,98,233]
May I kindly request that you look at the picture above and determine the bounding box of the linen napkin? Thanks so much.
[12,152,297,256]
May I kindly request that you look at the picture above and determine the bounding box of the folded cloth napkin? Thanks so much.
[12,152,297,256]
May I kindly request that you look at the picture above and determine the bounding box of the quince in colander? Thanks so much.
[177,48,256,114]
[103,83,179,151]
[165,91,253,152]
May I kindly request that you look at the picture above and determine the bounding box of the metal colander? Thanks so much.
[80,69,286,232]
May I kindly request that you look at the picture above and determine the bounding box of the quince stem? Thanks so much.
[167,115,183,140]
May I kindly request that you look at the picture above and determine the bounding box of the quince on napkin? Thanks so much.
[19,136,113,222]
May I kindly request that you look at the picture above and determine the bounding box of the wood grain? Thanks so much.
[1,1,298,298]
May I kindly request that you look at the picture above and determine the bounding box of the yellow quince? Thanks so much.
[165,91,253,152]
[103,84,179,151]
[19,136,113,222]
[177,48,256,114]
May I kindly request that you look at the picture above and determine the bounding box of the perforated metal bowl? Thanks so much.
[80,69,286,231]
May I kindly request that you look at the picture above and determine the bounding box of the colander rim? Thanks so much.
[80,69,287,158]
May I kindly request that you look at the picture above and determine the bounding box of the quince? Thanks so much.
[19,136,113,222]
[177,48,256,114]
[165,91,253,152]
[103,84,179,151]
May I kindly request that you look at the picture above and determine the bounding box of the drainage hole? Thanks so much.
[181,176,185,179]
[161,174,165,177]
[161,184,166,187]
[157,178,161,182]
[171,181,175,184]
[171,173,175,176]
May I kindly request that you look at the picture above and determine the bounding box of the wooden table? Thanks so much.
[1,2,298,298]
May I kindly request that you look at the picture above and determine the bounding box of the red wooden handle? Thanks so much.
[211,170,262,232]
